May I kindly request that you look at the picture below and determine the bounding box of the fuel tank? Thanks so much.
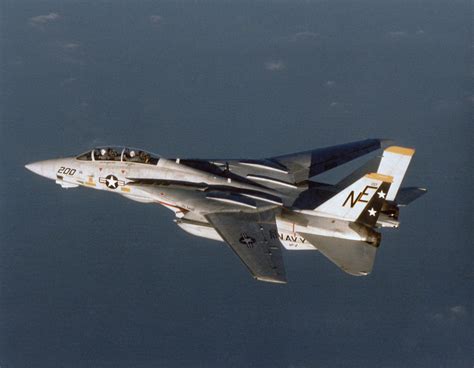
[174,218,224,242]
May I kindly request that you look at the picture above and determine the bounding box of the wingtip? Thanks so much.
[255,276,287,284]
[417,187,428,196]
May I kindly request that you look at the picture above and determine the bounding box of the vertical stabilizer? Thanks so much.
[314,173,392,223]
[377,146,414,201]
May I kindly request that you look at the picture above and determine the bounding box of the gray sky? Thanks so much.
[1,1,472,367]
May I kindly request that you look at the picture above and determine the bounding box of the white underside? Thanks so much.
[176,221,224,242]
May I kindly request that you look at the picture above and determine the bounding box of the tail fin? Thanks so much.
[377,146,414,201]
[314,173,392,223]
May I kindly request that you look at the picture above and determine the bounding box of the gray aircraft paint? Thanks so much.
[1,1,471,367]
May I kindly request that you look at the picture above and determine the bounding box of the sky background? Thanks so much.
[0,1,472,367]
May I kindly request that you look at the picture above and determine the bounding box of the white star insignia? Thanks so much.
[106,177,118,188]
[377,190,386,199]
[368,208,377,217]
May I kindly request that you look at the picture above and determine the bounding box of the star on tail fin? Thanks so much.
[356,180,392,227]
[314,173,393,223]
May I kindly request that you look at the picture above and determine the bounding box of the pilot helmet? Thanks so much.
[130,150,136,157]
[100,148,107,156]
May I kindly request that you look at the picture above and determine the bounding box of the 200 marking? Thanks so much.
[58,167,76,176]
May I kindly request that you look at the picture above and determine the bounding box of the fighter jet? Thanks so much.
[25,139,426,283]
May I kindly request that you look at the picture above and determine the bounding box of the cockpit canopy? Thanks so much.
[76,146,160,165]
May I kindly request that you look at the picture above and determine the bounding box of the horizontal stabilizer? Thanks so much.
[301,233,378,276]
[395,187,427,206]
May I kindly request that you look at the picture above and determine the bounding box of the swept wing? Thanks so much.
[268,138,386,183]
[182,139,386,190]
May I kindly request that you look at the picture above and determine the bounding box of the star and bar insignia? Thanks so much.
[239,233,256,248]
[99,175,125,189]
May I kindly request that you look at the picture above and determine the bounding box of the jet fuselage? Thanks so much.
[25,141,423,282]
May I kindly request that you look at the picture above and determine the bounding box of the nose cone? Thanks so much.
[25,160,59,180]
[24,162,41,175]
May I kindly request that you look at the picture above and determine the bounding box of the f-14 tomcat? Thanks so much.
[25,139,426,283]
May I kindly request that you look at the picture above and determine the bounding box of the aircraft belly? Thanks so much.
[273,219,316,250]
[120,193,155,203]
[275,214,366,249]
[55,179,79,188]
